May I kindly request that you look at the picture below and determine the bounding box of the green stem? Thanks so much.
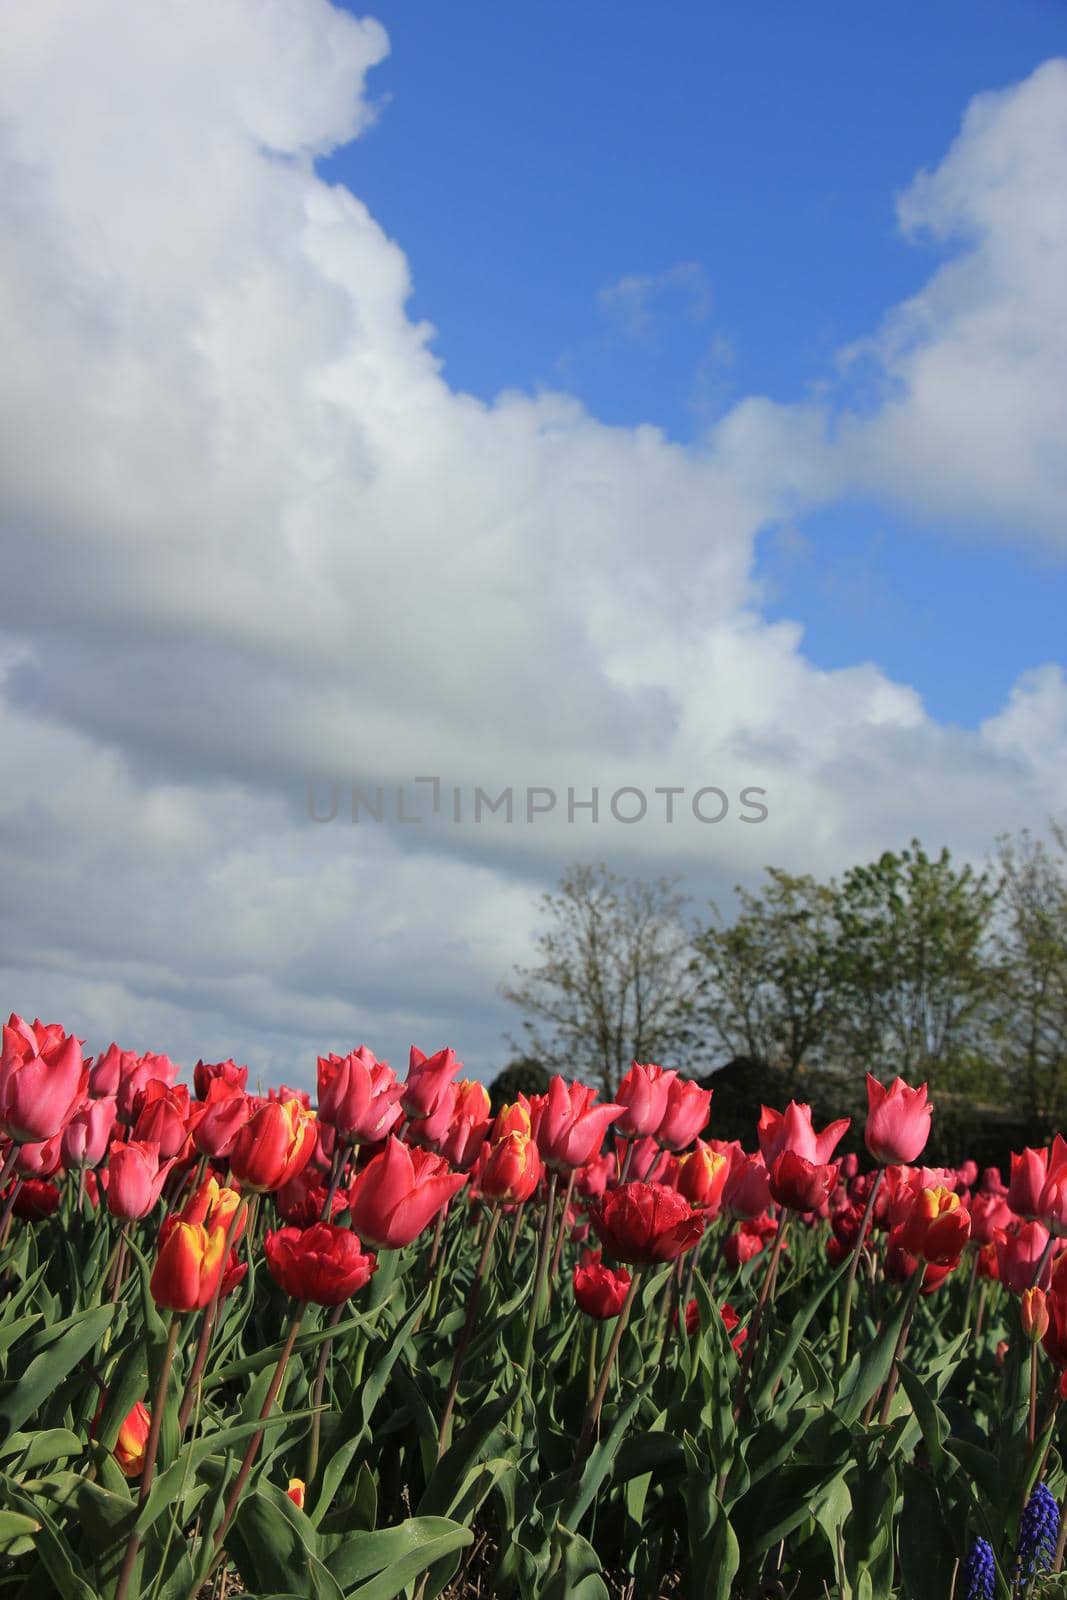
[835,1167,883,1379]
[114,1316,181,1600]
[198,1304,305,1591]
[435,1205,502,1461]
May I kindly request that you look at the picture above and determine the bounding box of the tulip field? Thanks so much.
[4,1023,1067,1598]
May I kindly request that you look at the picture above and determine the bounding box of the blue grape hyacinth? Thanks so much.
[963,1535,995,1600]
[1015,1481,1059,1586]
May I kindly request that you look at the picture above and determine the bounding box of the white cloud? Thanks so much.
[0,8,1064,1081]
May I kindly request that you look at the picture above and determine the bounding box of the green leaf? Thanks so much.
[0,1303,115,1440]
[324,1517,474,1596]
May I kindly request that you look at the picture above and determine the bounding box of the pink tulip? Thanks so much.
[62,1096,118,1169]
[1040,1155,1067,1237]
[115,1052,181,1124]
[348,1135,468,1249]
[0,1019,88,1144]
[722,1151,772,1218]
[439,1081,492,1170]
[106,1140,178,1220]
[614,1133,664,1182]
[407,1081,458,1150]
[131,1081,193,1160]
[968,1189,1014,1245]
[656,1077,713,1151]
[533,1076,624,1172]
[88,1043,138,1099]
[191,1080,251,1160]
[16,1133,63,1178]
[1008,1143,1067,1221]
[615,1061,678,1140]
[757,1101,850,1168]
[864,1075,932,1166]
[401,1046,461,1121]
[317,1046,404,1144]
[192,1058,249,1100]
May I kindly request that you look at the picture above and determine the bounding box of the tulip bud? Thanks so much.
[114,1401,151,1478]
[1022,1287,1050,1343]
[287,1478,306,1509]
[573,1258,631,1319]
[480,1130,541,1204]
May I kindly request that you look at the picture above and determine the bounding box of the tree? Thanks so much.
[990,821,1067,1123]
[486,1057,551,1113]
[831,841,998,1090]
[502,864,699,1097]
[692,869,844,1095]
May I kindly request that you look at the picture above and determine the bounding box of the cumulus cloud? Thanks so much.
[0,6,1064,1080]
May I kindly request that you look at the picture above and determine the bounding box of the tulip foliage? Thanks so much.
[5,1031,1067,1598]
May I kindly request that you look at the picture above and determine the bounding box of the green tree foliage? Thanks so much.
[989,821,1067,1123]
[691,869,843,1095]
[832,841,998,1091]
[486,1056,551,1112]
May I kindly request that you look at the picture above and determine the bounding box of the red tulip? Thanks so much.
[480,1130,541,1204]
[995,1221,1053,1291]
[106,1140,177,1219]
[573,1257,632,1318]
[490,1097,532,1142]
[590,1180,705,1265]
[0,1020,88,1144]
[317,1046,404,1144]
[348,1135,467,1249]
[276,1165,348,1227]
[192,1058,249,1101]
[286,1478,306,1509]
[534,1076,624,1172]
[402,1046,461,1121]
[757,1101,850,1168]
[229,1098,317,1193]
[1042,1291,1067,1368]
[62,1095,117,1169]
[9,1177,61,1219]
[151,1216,227,1311]
[896,1185,971,1264]
[265,1222,377,1305]
[655,1077,712,1152]
[674,1140,729,1215]
[615,1061,678,1139]
[769,1151,839,1213]
[114,1401,151,1478]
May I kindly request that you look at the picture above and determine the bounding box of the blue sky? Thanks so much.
[325,0,1066,729]
[2,0,1066,1081]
